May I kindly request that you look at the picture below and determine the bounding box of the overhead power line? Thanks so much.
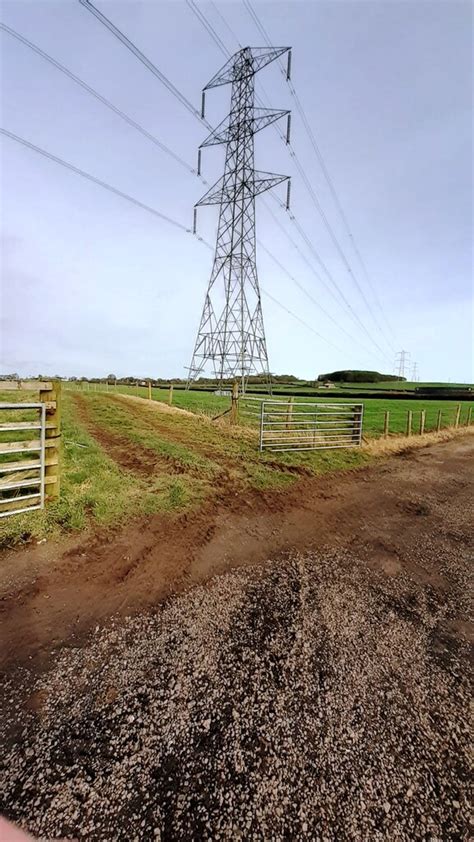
[259,208,378,359]
[182,0,393,365]
[2,127,342,355]
[209,0,243,48]
[0,23,202,180]
[258,240,366,356]
[260,288,344,355]
[242,0,397,346]
[78,0,203,122]
[78,0,390,367]
[186,0,390,365]
[0,128,191,233]
[1,18,366,362]
[186,0,228,59]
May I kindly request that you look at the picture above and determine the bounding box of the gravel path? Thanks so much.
[1,542,470,841]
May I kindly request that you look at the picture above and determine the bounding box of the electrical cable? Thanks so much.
[2,126,345,355]
[0,127,191,232]
[182,0,393,364]
[243,0,397,345]
[186,0,228,59]
[78,0,204,122]
[0,22,202,179]
[78,0,391,366]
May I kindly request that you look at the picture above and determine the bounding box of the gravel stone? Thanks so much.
[0,542,470,841]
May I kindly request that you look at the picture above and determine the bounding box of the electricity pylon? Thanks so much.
[395,350,410,379]
[187,46,292,393]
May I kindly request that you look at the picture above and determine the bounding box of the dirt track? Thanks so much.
[0,436,472,840]
[0,435,473,670]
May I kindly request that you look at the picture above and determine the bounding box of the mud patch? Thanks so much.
[71,394,181,477]
[0,436,473,672]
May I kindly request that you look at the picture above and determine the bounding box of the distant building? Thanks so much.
[320,380,336,389]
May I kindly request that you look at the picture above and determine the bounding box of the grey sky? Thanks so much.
[1,0,472,381]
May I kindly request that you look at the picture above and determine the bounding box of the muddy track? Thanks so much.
[0,435,472,673]
[112,394,314,480]
[71,393,184,477]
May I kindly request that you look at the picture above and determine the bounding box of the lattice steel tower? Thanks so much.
[395,350,411,379]
[187,46,291,392]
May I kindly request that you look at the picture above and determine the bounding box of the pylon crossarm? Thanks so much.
[253,172,289,197]
[201,108,289,149]
[204,46,289,90]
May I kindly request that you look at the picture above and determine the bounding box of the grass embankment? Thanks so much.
[0,391,370,547]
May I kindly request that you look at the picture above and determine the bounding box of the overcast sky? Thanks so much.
[1,0,472,381]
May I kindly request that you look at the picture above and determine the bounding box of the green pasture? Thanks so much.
[64,382,474,437]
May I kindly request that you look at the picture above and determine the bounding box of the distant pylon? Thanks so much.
[395,350,410,379]
[411,361,419,382]
[187,46,292,393]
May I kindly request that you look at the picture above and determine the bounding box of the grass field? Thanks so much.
[65,383,474,436]
[1,384,472,548]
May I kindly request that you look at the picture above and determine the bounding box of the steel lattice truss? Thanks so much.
[187,46,291,392]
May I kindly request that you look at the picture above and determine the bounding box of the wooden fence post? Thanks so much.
[454,404,461,428]
[39,380,61,500]
[383,410,390,438]
[437,409,442,432]
[406,410,412,437]
[286,396,294,430]
[230,381,239,425]
[466,407,472,426]
[419,410,425,435]
[169,384,174,406]
[352,405,363,445]
[148,381,152,400]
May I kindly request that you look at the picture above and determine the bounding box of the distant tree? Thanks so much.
[107,373,117,381]
[317,370,405,383]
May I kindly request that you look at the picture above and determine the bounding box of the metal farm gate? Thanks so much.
[0,402,46,518]
[257,400,364,452]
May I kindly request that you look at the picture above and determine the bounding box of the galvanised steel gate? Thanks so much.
[258,400,364,452]
[0,403,46,518]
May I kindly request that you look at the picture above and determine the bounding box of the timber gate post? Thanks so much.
[352,404,363,445]
[39,380,62,500]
